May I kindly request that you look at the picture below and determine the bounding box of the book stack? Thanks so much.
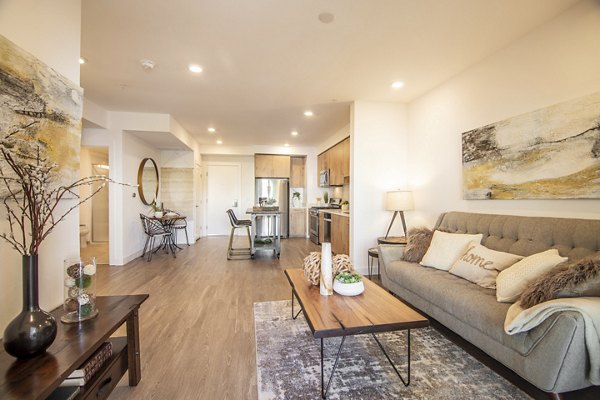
[59,341,113,387]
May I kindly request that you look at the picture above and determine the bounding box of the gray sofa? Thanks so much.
[379,211,600,396]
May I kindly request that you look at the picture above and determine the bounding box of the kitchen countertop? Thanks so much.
[318,209,349,218]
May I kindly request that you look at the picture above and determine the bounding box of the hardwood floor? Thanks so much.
[98,236,319,400]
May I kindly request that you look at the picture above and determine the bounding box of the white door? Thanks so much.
[194,165,203,239]
[206,164,241,235]
[91,165,109,242]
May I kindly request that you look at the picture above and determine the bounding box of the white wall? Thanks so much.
[350,101,409,272]
[0,0,82,329]
[407,0,600,228]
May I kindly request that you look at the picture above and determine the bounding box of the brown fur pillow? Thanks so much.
[520,257,600,309]
[402,227,434,263]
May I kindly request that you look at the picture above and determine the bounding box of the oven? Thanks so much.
[309,208,319,244]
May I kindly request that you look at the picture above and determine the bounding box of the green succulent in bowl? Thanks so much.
[335,272,362,284]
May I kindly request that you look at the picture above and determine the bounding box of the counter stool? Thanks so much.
[226,209,252,260]
[368,247,380,279]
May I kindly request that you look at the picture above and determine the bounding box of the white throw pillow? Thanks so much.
[420,231,484,271]
[496,249,568,303]
[449,241,523,289]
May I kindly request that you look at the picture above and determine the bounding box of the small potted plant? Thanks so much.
[292,191,301,207]
[149,202,163,218]
[333,272,364,296]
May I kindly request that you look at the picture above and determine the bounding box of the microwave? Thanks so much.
[319,169,329,187]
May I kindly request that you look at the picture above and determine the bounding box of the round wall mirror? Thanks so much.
[137,158,159,205]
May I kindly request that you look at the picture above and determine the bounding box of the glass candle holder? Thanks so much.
[61,257,99,323]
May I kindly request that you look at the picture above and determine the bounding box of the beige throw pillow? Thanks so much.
[420,231,484,271]
[449,242,523,289]
[496,249,568,303]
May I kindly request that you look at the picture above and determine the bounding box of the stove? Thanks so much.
[309,200,341,244]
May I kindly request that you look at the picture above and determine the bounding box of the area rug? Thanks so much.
[254,300,531,400]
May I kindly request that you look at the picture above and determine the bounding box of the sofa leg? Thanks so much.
[548,393,564,400]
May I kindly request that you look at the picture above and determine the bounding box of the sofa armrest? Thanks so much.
[378,244,405,267]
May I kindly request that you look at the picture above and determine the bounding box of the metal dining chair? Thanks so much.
[225,209,252,260]
[165,209,190,246]
[140,214,172,261]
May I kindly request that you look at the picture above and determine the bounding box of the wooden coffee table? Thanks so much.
[284,269,429,398]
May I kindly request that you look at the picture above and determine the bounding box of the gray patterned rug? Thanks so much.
[254,300,531,400]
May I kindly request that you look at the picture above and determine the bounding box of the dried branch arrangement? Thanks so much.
[0,122,125,255]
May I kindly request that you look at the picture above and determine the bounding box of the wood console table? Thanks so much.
[0,294,149,400]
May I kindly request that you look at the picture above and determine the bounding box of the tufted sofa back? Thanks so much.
[435,211,600,260]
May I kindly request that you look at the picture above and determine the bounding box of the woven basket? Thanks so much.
[303,252,354,286]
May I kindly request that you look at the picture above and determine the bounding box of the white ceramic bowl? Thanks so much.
[333,280,365,296]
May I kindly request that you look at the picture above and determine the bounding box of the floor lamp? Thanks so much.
[385,191,414,239]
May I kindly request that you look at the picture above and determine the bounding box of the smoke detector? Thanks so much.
[139,59,156,71]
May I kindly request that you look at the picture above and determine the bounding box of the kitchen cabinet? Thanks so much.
[319,212,325,244]
[331,214,349,255]
[290,156,306,188]
[317,137,349,186]
[290,208,306,237]
[255,154,291,178]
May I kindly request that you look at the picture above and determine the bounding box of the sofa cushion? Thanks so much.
[420,231,483,271]
[383,259,569,356]
[496,249,568,303]
[449,241,523,289]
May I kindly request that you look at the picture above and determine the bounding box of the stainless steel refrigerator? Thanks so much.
[255,178,289,238]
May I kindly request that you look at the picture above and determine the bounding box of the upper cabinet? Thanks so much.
[318,137,350,186]
[290,156,306,187]
[255,154,291,178]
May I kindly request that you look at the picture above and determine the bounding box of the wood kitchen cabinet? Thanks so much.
[290,156,306,188]
[255,154,291,178]
[317,136,349,186]
[290,208,306,237]
[331,214,349,255]
[319,212,325,244]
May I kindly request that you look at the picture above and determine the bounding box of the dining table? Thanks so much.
[246,208,281,258]
[149,214,186,256]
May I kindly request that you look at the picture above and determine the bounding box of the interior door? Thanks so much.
[206,164,241,235]
[194,165,203,239]
[91,165,109,242]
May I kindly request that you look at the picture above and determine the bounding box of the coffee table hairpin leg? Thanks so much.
[320,329,411,399]
[291,289,303,320]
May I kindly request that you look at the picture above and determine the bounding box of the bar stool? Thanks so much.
[226,209,252,260]
[368,247,380,279]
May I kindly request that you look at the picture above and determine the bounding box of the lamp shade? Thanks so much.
[385,191,414,211]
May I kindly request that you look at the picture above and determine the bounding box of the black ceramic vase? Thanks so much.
[2,255,57,359]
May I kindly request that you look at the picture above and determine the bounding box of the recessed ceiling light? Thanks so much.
[140,59,156,70]
[391,81,404,89]
[284,143,290,147]
[291,131,298,136]
[208,127,216,133]
[216,139,223,145]
[188,64,203,73]
[79,57,87,65]
[303,110,314,117]
[318,12,335,24]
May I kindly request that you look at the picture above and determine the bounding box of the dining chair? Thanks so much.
[165,209,189,246]
[140,214,172,262]
[225,209,252,260]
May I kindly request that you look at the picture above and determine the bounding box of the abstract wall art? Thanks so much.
[0,34,83,192]
[462,92,600,200]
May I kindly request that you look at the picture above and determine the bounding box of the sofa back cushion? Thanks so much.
[434,212,600,260]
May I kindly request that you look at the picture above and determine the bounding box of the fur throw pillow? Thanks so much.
[402,227,434,263]
[520,256,600,309]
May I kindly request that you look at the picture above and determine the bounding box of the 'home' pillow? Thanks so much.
[449,242,523,289]
[495,249,568,303]
[420,231,484,271]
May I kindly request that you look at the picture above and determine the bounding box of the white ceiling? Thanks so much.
[81,0,579,147]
